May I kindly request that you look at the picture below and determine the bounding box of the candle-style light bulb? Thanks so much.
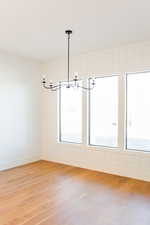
[74,73,79,88]
[74,72,79,80]
[49,81,53,89]
[42,76,46,84]
[92,79,95,86]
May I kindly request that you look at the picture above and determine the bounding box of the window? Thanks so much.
[58,71,150,152]
[126,72,150,151]
[59,82,82,143]
[89,76,118,147]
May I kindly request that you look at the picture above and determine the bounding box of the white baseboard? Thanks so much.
[0,156,40,171]
[41,153,150,183]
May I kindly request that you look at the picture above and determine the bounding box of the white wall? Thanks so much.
[0,51,42,170]
[41,40,150,182]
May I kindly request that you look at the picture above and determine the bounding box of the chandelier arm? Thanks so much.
[43,83,52,89]
[68,83,74,88]
[52,84,61,89]
[77,85,95,91]
[51,87,60,91]
[51,83,62,91]
[42,82,60,90]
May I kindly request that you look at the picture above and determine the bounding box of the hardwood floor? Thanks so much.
[0,160,150,225]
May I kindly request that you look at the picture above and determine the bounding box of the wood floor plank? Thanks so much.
[0,160,150,225]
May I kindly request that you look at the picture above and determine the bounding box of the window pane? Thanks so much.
[90,76,118,147]
[126,72,150,151]
[60,82,82,143]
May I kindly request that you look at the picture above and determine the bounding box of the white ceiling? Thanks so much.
[0,0,150,62]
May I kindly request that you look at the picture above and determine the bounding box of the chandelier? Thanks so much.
[42,30,95,91]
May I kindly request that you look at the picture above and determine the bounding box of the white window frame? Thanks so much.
[88,75,119,148]
[57,71,150,154]
[58,81,83,144]
[125,71,150,152]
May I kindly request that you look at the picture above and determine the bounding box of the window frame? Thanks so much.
[88,74,119,148]
[57,71,150,153]
[58,81,83,145]
[125,71,150,152]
